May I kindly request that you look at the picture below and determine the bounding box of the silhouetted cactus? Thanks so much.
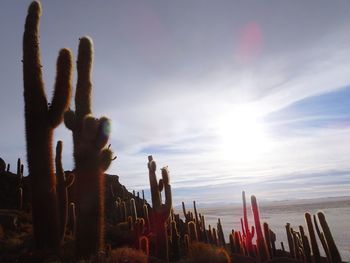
[305,212,321,263]
[242,191,254,257]
[316,212,342,263]
[251,195,270,262]
[285,223,295,259]
[23,1,72,249]
[0,158,5,174]
[55,141,75,244]
[217,218,226,247]
[68,202,76,237]
[147,155,172,261]
[17,187,23,210]
[264,222,273,258]
[188,221,198,243]
[170,219,180,261]
[64,36,114,258]
[299,225,312,263]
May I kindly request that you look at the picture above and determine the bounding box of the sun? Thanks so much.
[216,104,270,162]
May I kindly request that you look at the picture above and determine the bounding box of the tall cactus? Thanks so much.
[147,155,172,261]
[242,191,254,257]
[305,213,321,263]
[316,212,342,263]
[251,195,269,262]
[23,1,72,249]
[64,37,114,258]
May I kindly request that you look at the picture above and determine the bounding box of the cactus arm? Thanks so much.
[48,49,73,128]
[99,147,115,171]
[182,202,188,221]
[64,109,77,131]
[75,37,93,118]
[148,155,161,209]
[161,167,172,214]
[23,1,47,114]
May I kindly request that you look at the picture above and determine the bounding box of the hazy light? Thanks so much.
[216,104,270,162]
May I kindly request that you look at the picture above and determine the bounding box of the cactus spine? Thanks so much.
[23,1,72,249]
[64,36,113,258]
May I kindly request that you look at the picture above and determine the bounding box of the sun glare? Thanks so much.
[217,104,269,161]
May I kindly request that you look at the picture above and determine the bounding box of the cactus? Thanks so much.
[16,158,24,183]
[16,158,24,210]
[143,204,150,231]
[55,141,75,244]
[64,36,114,257]
[316,212,342,263]
[68,202,76,237]
[22,1,72,249]
[305,213,321,263]
[139,235,149,256]
[285,223,295,258]
[235,231,243,254]
[217,218,226,247]
[318,212,342,263]
[17,187,23,210]
[130,198,137,221]
[251,195,269,262]
[182,202,189,222]
[188,221,198,243]
[170,219,180,261]
[242,191,254,256]
[0,158,5,174]
[263,222,272,258]
[147,155,172,261]
[212,227,218,246]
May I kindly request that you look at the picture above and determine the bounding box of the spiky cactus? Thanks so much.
[23,1,72,249]
[147,155,172,261]
[64,36,114,258]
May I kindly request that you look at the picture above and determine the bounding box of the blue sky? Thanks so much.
[1,0,350,204]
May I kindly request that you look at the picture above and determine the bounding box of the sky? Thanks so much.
[1,0,350,205]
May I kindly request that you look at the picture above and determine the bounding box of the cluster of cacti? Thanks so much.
[1,1,344,262]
